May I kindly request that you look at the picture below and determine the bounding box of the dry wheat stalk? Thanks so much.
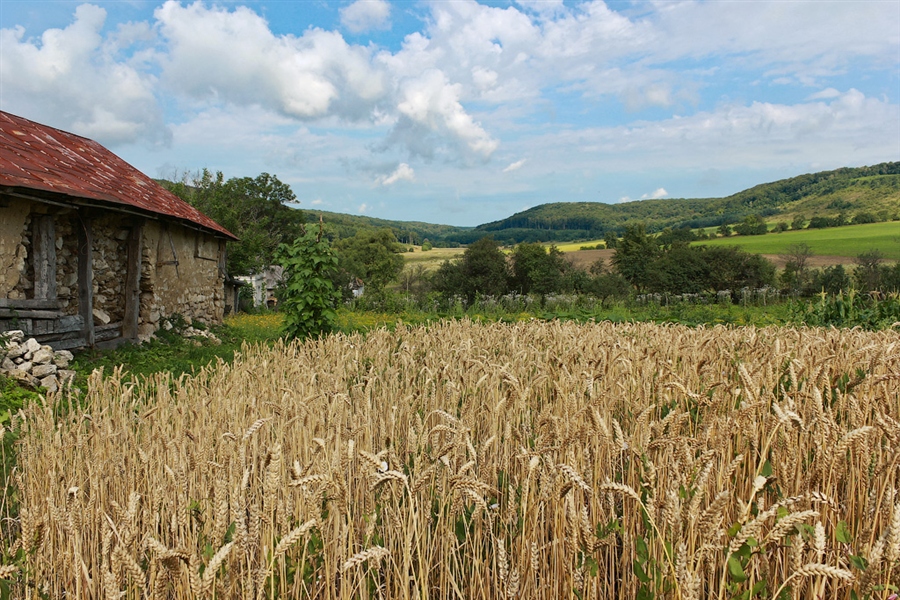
[341,546,391,572]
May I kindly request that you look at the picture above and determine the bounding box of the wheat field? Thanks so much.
[3,320,899,599]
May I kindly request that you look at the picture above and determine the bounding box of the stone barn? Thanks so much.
[0,111,238,349]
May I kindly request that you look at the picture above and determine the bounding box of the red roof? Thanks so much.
[0,111,236,240]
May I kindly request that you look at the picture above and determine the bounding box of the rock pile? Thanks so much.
[0,330,76,393]
[160,317,222,346]
[182,325,222,346]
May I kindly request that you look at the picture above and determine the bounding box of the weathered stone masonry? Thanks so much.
[0,195,227,349]
[137,221,226,340]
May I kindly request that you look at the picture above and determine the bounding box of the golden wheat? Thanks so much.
[1,320,897,598]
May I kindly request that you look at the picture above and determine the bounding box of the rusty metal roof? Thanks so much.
[0,111,237,240]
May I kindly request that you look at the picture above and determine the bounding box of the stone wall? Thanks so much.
[2,196,227,345]
[0,201,79,312]
[138,221,225,340]
[90,214,130,324]
[55,217,79,316]
[0,198,31,300]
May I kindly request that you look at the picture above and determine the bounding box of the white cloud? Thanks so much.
[0,4,167,146]
[807,88,842,101]
[2,0,896,224]
[154,1,385,121]
[392,69,498,159]
[642,188,668,200]
[340,0,391,34]
[512,89,898,176]
[503,159,526,173]
[358,203,370,213]
[377,162,415,186]
[310,198,324,205]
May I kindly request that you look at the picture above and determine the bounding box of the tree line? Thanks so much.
[162,169,899,339]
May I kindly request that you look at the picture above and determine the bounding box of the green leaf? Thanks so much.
[760,460,773,478]
[636,586,654,600]
[728,554,748,582]
[584,555,599,578]
[727,522,742,537]
[848,555,868,571]
[633,559,651,583]
[635,536,649,560]
[835,520,852,544]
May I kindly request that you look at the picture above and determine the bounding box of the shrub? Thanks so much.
[276,224,340,339]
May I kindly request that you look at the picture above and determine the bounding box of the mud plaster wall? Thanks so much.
[139,221,225,339]
[0,198,31,299]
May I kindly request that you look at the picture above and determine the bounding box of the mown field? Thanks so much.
[3,320,898,599]
[555,222,900,261]
[694,222,900,261]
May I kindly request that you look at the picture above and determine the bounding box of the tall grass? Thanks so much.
[2,320,899,598]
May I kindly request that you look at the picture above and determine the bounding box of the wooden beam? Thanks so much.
[76,214,95,347]
[32,215,57,300]
[0,308,62,319]
[0,298,59,310]
[123,220,144,340]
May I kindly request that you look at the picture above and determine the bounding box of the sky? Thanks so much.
[1,0,898,227]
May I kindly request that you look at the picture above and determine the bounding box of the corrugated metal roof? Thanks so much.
[0,111,237,240]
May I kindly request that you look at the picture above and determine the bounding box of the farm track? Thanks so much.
[5,320,900,599]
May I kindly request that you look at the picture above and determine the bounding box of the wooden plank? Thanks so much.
[32,319,55,335]
[0,309,63,319]
[0,298,60,309]
[77,214,95,347]
[57,315,84,333]
[96,321,123,332]
[95,337,129,351]
[95,326,122,342]
[34,329,83,343]
[0,319,32,335]
[122,220,143,340]
[33,215,57,300]
[47,337,87,351]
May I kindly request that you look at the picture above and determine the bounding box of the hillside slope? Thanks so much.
[472,162,899,244]
[305,209,470,245]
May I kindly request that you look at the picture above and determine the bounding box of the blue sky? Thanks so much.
[1,0,898,226]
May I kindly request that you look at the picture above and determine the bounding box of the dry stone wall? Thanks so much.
[55,217,79,316]
[0,198,31,300]
[90,214,130,325]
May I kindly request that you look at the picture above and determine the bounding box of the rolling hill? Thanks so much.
[470,162,900,245]
[283,163,899,249]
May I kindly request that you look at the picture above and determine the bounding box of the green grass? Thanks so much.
[70,312,286,381]
[692,222,900,259]
[555,240,607,252]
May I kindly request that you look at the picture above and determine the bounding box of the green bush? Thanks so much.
[277,225,341,340]
[791,290,900,329]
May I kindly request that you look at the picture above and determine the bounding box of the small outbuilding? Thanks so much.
[0,111,238,349]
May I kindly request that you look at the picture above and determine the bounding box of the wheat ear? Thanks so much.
[201,541,234,594]
[341,546,391,572]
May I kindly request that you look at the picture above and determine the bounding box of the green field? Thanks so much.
[692,221,900,260]
[554,239,606,252]
[553,222,900,260]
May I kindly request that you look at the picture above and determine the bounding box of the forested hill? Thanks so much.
[305,209,470,246]
[167,162,899,249]
[470,162,900,245]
